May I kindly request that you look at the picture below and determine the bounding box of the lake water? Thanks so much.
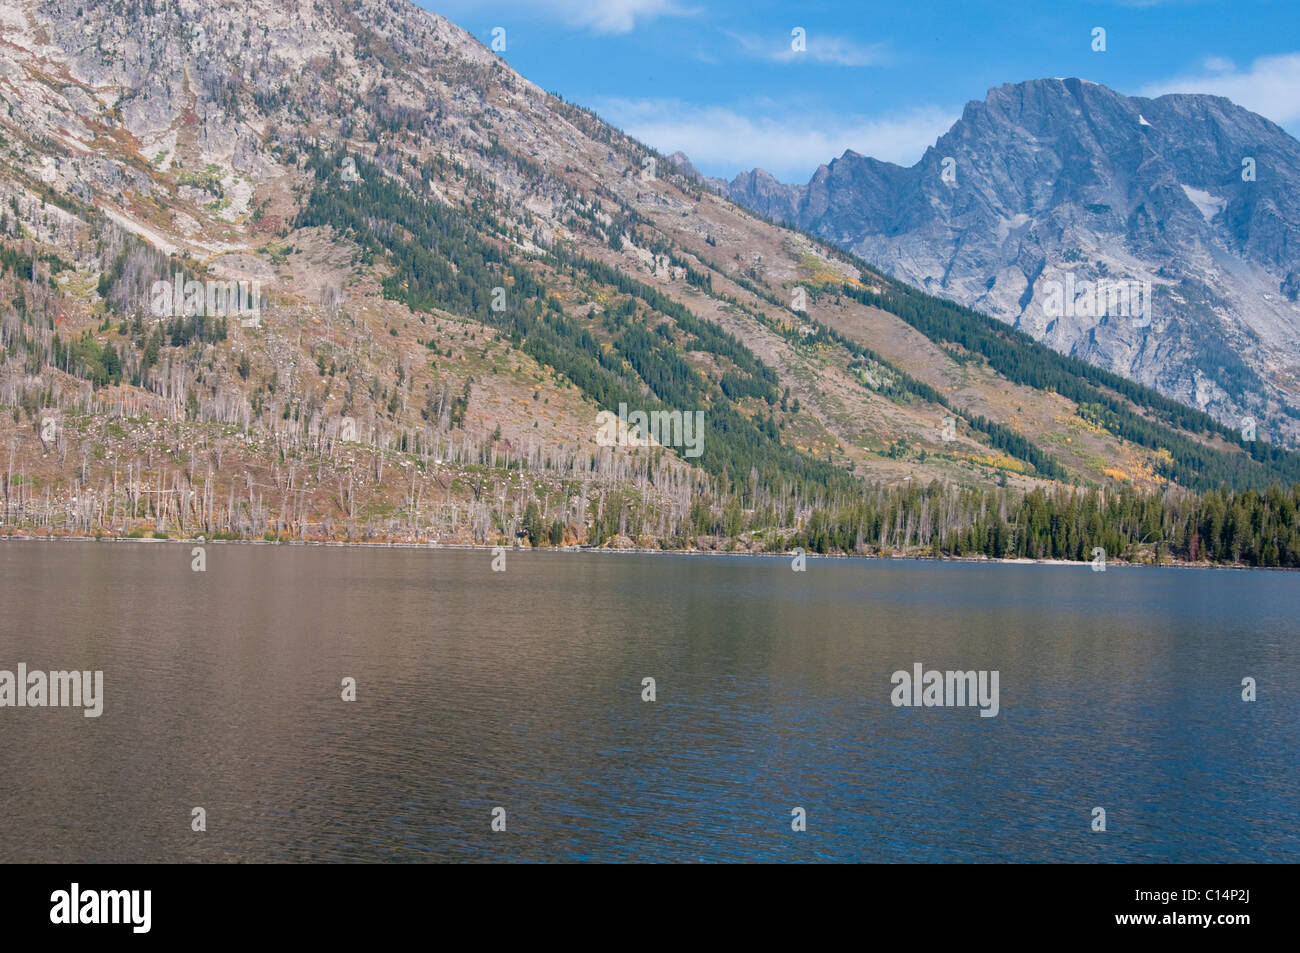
[1,540,1296,863]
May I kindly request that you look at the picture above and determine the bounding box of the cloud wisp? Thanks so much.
[595,97,958,182]
[1141,52,1300,126]
[727,30,895,66]
[447,0,695,34]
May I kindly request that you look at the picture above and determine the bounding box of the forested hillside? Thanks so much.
[2,0,1299,566]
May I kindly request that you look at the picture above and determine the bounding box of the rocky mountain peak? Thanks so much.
[722,78,1300,442]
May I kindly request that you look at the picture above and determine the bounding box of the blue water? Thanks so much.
[0,541,1295,861]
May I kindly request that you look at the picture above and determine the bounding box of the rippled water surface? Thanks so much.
[1,540,1295,862]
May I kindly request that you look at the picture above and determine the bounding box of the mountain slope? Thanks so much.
[718,78,1300,445]
[1,1,1298,562]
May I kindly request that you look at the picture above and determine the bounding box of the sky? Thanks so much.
[420,0,1300,183]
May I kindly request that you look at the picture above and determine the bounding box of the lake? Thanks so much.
[1,540,1295,862]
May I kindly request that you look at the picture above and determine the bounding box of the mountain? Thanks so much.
[719,78,1300,445]
[1,2,1298,562]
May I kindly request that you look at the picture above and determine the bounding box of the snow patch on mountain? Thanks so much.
[1181,184,1227,222]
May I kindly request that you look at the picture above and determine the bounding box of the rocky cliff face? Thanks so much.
[721,79,1300,444]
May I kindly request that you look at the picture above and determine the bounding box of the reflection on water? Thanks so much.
[0,540,1296,862]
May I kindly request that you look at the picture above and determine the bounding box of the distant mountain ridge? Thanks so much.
[703,79,1300,445]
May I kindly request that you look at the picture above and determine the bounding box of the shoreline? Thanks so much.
[0,530,1277,571]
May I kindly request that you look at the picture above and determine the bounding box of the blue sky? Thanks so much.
[422,0,1300,183]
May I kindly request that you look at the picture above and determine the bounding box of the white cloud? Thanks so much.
[595,98,958,182]
[728,31,893,66]
[495,0,692,34]
[1141,52,1300,126]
